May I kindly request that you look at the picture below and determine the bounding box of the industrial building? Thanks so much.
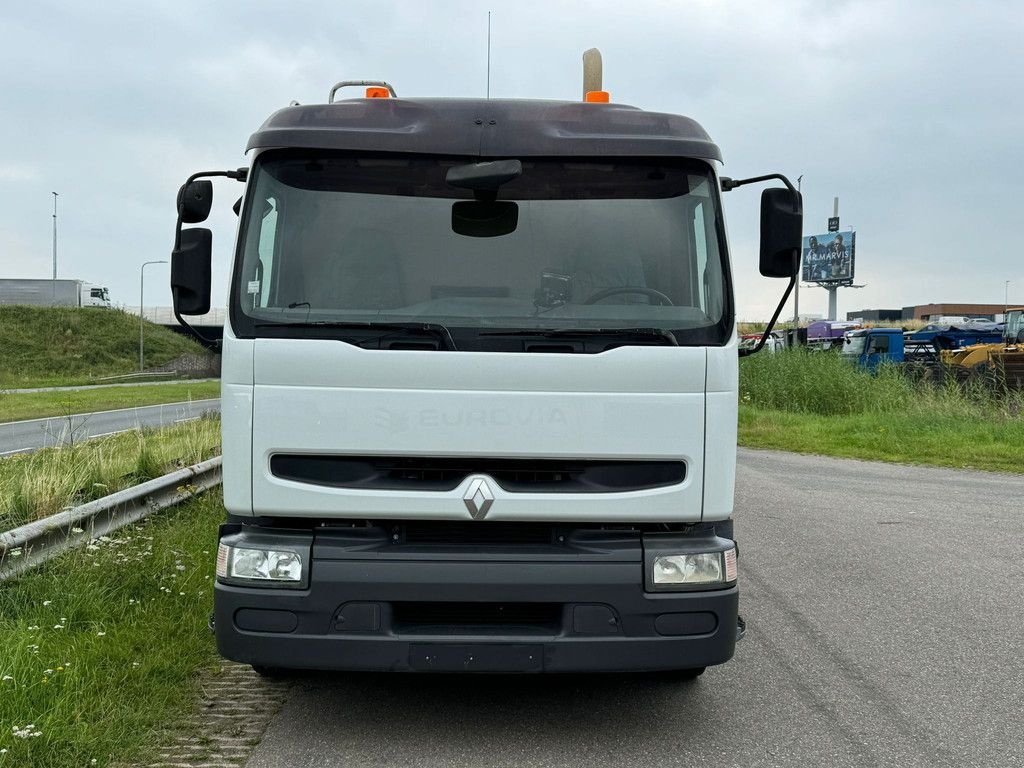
[848,303,1010,322]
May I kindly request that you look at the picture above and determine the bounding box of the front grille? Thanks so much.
[400,521,555,545]
[392,602,563,635]
[270,455,685,493]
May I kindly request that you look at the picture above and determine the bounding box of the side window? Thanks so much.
[868,335,890,354]
[254,198,278,308]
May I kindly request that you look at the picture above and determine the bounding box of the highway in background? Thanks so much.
[245,449,1024,768]
[0,399,221,455]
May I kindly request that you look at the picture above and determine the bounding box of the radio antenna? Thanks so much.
[486,11,492,98]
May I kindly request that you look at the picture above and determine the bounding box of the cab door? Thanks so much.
[864,333,893,371]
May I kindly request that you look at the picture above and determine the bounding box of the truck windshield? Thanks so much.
[843,333,866,356]
[1005,310,1023,343]
[232,151,731,348]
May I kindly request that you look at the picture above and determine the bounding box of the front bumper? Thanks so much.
[214,525,740,673]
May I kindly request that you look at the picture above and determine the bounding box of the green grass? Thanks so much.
[739,348,1023,472]
[0,381,220,424]
[0,492,224,768]
[0,417,221,531]
[0,306,214,388]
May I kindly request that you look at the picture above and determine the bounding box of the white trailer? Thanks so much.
[0,278,111,308]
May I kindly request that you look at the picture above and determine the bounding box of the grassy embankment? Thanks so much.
[0,491,225,768]
[738,349,1023,473]
[0,416,220,531]
[0,306,214,389]
[0,381,220,424]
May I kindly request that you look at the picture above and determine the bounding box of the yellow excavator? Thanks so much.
[941,307,1024,387]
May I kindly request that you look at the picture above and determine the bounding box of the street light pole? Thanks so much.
[1006,280,1011,320]
[793,175,803,332]
[140,260,168,371]
[51,192,58,282]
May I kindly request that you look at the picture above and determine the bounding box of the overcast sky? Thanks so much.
[1,0,1021,320]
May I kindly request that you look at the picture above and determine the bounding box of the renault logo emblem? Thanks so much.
[463,477,495,520]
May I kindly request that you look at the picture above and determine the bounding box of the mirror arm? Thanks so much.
[738,272,797,358]
[721,173,797,196]
[173,307,220,351]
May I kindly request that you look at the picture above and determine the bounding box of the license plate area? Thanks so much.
[408,643,543,672]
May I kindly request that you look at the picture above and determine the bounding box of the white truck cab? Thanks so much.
[81,282,111,308]
[171,63,801,676]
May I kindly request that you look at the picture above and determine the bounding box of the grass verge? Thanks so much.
[0,381,220,424]
[0,306,215,389]
[0,417,221,531]
[739,406,1024,473]
[0,491,224,768]
[738,348,1023,473]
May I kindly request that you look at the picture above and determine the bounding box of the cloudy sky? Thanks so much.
[1,0,1021,320]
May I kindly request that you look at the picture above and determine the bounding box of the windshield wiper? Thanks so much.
[253,320,458,350]
[480,327,679,346]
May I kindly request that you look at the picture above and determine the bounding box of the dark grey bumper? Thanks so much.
[214,525,740,673]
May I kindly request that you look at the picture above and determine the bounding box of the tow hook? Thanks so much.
[736,615,746,641]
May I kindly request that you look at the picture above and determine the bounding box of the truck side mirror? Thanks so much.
[177,180,214,224]
[759,188,802,278]
[171,228,212,315]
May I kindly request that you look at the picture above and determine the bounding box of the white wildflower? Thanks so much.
[96,631,106,637]
[42,600,52,606]
[71,527,84,534]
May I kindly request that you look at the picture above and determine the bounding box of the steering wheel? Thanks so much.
[583,287,675,306]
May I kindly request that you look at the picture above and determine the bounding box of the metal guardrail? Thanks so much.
[0,456,222,581]
[95,371,176,382]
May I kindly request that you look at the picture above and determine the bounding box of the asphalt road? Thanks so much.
[244,449,1024,768]
[0,399,221,455]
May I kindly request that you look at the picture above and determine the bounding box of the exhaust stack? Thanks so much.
[582,48,609,103]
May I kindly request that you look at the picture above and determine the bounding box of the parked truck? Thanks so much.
[842,328,939,372]
[169,54,802,677]
[907,324,1003,349]
[0,278,111,308]
[807,320,861,349]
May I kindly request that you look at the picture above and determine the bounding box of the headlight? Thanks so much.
[652,547,737,588]
[217,543,303,583]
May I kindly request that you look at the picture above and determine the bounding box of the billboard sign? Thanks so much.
[802,230,855,283]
